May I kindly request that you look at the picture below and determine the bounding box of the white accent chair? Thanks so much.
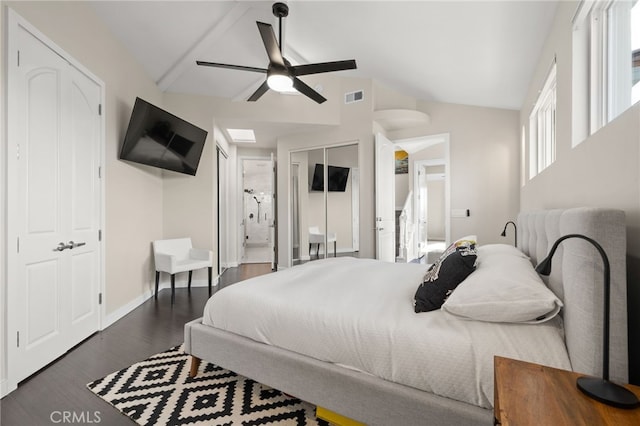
[153,238,213,304]
[308,226,337,258]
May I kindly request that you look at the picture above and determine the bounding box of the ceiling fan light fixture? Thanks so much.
[267,73,294,92]
[196,2,356,103]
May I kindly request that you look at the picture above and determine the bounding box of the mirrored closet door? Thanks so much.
[290,144,359,265]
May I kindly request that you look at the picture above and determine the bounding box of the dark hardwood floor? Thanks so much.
[0,264,273,426]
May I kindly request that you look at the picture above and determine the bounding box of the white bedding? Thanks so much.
[203,257,571,408]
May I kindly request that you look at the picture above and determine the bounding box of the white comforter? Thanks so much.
[203,257,571,408]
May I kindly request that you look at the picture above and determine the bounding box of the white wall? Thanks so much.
[519,0,640,384]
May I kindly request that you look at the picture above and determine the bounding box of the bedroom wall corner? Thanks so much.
[161,93,217,287]
[3,1,166,321]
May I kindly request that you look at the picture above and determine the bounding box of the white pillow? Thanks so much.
[476,243,528,260]
[441,250,562,324]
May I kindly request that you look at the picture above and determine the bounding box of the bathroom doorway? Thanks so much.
[241,158,275,264]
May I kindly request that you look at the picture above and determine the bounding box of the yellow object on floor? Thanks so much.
[316,406,366,426]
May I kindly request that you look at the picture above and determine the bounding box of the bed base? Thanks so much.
[184,318,492,426]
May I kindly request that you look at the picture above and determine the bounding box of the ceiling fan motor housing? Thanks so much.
[272,2,289,18]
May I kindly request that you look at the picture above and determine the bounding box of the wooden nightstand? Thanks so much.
[494,356,640,425]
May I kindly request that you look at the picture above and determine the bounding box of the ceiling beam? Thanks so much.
[156,3,251,92]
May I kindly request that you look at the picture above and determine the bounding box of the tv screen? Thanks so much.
[119,97,208,176]
[311,163,350,192]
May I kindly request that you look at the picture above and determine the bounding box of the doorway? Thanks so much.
[415,160,447,263]
[376,133,450,263]
[240,158,275,264]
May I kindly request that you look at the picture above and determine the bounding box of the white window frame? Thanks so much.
[529,62,557,179]
[572,0,635,146]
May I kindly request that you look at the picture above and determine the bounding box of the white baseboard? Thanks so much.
[1,378,16,398]
[222,261,239,268]
[103,276,220,329]
[104,290,153,329]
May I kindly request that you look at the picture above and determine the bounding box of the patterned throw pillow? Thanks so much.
[414,240,477,313]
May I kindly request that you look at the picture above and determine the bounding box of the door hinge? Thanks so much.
[98,293,102,305]
[17,331,20,347]
[98,104,102,116]
[16,143,20,160]
[98,229,102,242]
[17,237,20,253]
[17,50,20,67]
[98,166,102,178]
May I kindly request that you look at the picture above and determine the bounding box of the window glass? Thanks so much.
[529,63,557,178]
[572,0,640,146]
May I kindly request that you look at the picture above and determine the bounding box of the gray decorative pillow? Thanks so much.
[414,241,477,313]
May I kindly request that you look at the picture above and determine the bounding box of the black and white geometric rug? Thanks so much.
[87,345,328,426]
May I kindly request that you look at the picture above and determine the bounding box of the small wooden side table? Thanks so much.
[494,356,640,425]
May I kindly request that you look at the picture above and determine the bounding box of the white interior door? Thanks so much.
[375,133,396,262]
[8,13,103,385]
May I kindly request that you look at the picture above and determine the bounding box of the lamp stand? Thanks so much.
[577,376,639,408]
[536,233,639,409]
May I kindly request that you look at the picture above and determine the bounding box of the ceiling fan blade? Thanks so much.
[256,22,286,67]
[293,78,326,104]
[247,80,270,102]
[292,60,357,76]
[196,61,267,73]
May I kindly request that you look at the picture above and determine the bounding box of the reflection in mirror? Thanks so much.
[306,148,327,261]
[290,162,301,262]
[327,144,359,259]
[290,144,359,265]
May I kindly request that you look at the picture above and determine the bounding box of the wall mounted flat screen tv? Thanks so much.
[311,163,350,192]
[119,97,208,176]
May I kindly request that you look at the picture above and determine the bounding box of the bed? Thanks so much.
[184,207,629,425]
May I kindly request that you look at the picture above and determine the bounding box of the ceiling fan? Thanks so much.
[196,2,357,104]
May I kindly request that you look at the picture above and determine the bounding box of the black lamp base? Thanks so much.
[577,376,640,409]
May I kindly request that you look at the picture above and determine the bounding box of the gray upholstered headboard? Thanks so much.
[517,207,628,383]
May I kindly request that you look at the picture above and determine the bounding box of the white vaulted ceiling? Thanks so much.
[90,1,557,146]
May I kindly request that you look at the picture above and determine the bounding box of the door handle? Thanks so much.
[55,242,72,252]
[68,241,86,249]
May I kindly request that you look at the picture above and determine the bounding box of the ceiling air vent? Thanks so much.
[345,90,364,104]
